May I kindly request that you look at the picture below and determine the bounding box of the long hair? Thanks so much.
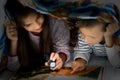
[14,6,53,66]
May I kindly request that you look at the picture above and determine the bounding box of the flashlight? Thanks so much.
[48,60,56,68]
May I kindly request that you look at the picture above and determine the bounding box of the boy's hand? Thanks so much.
[104,23,120,47]
[71,58,86,74]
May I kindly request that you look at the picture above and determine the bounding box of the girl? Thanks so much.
[6,5,70,72]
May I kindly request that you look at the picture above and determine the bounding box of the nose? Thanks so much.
[34,22,41,29]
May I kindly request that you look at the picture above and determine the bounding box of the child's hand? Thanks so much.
[104,23,120,47]
[45,52,66,70]
[71,58,86,74]
[6,21,18,41]
[104,23,119,37]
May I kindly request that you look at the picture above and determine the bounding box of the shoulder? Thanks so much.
[49,17,65,25]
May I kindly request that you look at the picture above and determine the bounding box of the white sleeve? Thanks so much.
[106,45,120,68]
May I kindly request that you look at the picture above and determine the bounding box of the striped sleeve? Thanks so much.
[74,35,92,63]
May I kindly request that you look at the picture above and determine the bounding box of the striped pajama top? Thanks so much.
[74,34,120,67]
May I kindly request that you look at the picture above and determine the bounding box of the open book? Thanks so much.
[10,66,102,80]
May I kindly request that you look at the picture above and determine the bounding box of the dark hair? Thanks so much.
[14,6,53,68]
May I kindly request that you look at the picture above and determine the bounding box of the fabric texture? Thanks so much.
[7,56,20,71]
[0,0,7,63]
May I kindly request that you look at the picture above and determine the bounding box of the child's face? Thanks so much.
[23,14,44,33]
[79,25,105,46]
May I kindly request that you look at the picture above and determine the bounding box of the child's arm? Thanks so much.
[71,35,92,73]
[106,45,120,68]
[51,19,70,63]
[73,35,92,63]
[5,20,18,56]
[48,18,70,70]
[105,23,120,67]
[104,23,119,47]
[71,58,87,74]
[5,20,20,71]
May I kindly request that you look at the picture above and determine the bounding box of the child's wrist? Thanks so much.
[105,44,113,47]
[105,36,114,47]
[75,58,87,64]
[11,41,17,46]
[58,52,67,63]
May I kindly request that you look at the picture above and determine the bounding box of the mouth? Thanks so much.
[35,28,42,32]
[36,28,41,30]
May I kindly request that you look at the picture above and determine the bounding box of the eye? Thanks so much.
[24,23,31,27]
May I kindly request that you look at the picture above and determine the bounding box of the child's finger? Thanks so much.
[55,60,62,69]
[50,52,55,60]
[45,62,49,66]
[71,66,78,74]
[51,53,59,61]
[71,66,85,74]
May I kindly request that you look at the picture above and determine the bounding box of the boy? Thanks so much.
[71,12,120,73]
